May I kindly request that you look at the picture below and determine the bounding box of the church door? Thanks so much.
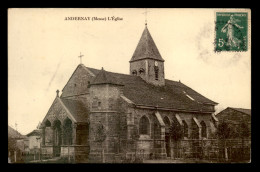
[165,133,171,157]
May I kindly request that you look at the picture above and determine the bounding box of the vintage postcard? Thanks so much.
[8,8,251,163]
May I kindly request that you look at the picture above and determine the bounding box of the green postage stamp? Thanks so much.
[215,12,248,52]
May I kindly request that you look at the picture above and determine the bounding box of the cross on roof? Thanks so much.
[78,52,84,64]
[142,8,150,26]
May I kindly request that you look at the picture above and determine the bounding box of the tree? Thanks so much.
[8,137,18,152]
[216,120,234,140]
[169,121,183,158]
[217,120,250,161]
[8,137,19,163]
[169,121,183,142]
[216,120,237,161]
[235,121,250,160]
[236,121,250,139]
[130,126,140,162]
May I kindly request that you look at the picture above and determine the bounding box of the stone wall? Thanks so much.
[28,136,41,150]
[76,124,89,145]
[123,107,215,159]
[41,146,53,158]
[61,64,95,98]
[88,84,124,162]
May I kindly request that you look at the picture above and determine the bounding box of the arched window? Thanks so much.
[45,120,51,127]
[154,66,159,80]
[43,120,51,145]
[139,68,145,74]
[182,120,188,138]
[63,118,72,145]
[200,121,207,138]
[139,116,150,135]
[53,120,62,146]
[132,70,137,75]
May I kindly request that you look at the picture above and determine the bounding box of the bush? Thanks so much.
[169,122,183,141]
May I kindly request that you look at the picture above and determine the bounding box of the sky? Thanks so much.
[8,8,251,135]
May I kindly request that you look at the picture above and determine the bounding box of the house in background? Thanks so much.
[8,125,27,162]
[215,107,251,134]
[215,107,251,161]
[26,122,42,154]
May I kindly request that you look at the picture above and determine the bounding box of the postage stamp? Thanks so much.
[215,12,248,52]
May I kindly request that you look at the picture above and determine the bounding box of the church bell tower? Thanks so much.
[130,24,165,86]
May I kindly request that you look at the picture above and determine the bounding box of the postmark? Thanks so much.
[215,12,248,52]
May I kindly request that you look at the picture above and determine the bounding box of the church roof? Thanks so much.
[86,66,217,112]
[91,68,124,86]
[60,98,89,123]
[130,26,164,62]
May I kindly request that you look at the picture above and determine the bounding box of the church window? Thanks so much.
[53,120,62,146]
[154,66,159,80]
[55,129,59,145]
[64,118,72,145]
[183,120,188,138]
[139,68,145,74]
[200,121,207,138]
[139,116,150,135]
[87,81,90,88]
[98,102,101,107]
[132,70,137,75]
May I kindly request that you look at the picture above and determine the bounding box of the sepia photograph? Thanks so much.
[8,8,251,163]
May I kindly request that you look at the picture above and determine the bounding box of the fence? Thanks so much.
[12,145,90,163]
[8,150,24,163]
[9,139,250,163]
[171,139,251,162]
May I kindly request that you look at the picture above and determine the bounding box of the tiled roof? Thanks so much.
[26,129,41,137]
[91,68,124,86]
[60,98,89,123]
[130,26,164,62]
[87,67,217,112]
[8,126,24,139]
[82,65,100,75]
[229,107,251,115]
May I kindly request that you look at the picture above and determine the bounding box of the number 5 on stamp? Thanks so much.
[215,12,248,52]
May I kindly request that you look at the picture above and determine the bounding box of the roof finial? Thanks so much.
[143,8,149,27]
[101,67,104,70]
[15,122,17,132]
[78,52,84,64]
[56,89,60,97]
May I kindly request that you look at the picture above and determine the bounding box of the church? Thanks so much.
[40,24,218,162]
